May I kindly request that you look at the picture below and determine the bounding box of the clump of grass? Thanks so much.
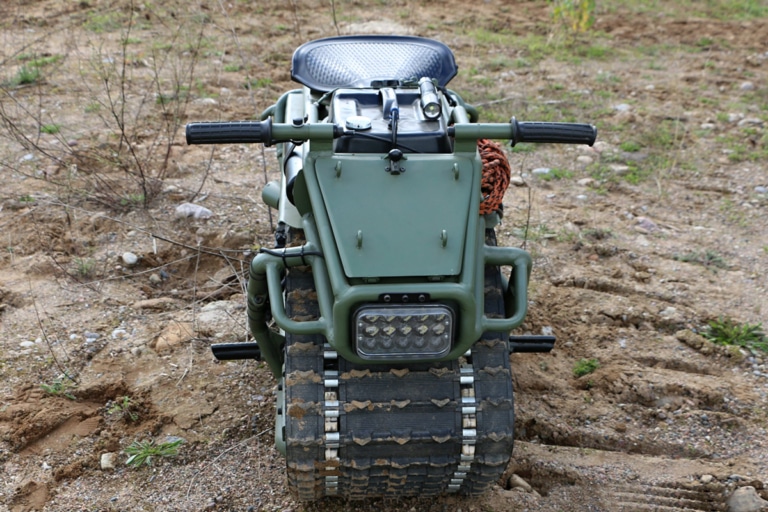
[552,0,596,33]
[125,438,183,467]
[538,168,574,181]
[12,66,41,86]
[73,257,96,277]
[41,378,76,400]
[703,317,766,353]
[573,358,600,377]
[107,396,139,422]
[40,124,61,135]
[573,358,600,378]
[673,250,728,270]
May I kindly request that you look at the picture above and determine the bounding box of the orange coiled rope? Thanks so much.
[478,139,511,216]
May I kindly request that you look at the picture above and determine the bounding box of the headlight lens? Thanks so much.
[354,304,454,360]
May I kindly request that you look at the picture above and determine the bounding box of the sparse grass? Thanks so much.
[552,0,596,33]
[40,124,61,135]
[73,257,96,277]
[41,378,76,400]
[573,358,600,378]
[673,250,728,270]
[703,317,767,353]
[538,168,574,181]
[125,438,183,467]
[107,396,139,422]
[11,66,41,86]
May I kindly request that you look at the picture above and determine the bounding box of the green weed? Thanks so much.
[573,358,600,378]
[552,0,596,33]
[12,66,41,86]
[703,317,766,353]
[40,124,61,135]
[107,396,139,422]
[41,378,76,400]
[73,257,96,277]
[538,168,574,181]
[125,439,183,467]
[673,250,727,270]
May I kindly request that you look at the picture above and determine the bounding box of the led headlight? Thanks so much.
[354,304,454,360]
[418,77,442,120]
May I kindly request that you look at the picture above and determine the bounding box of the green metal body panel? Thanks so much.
[244,86,535,377]
[314,155,473,278]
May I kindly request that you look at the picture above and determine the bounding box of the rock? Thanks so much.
[738,118,764,127]
[532,168,551,176]
[700,123,716,130]
[152,322,195,351]
[700,474,714,484]
[149,273,162,285]
[739,81,755,91]
[727,486,768,512]
[122,252,138,267]
[610,164,630,175]
[132,297,181,310]
[593,141,611,153]
[756,186,767,194]
[508,474,533,493]
[196,301,242,337]
[175,202,213,219]
[636,216,659,232]
[100,452,117,470]
[614,103,631,112]
[576,155,594,165]
[675,330,705,349]
[20,340,36,348]
[577,178,595,187]
[660,307,678,318]
[510,176,526,187]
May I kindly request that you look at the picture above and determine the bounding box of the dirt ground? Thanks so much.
[1,1,767,511]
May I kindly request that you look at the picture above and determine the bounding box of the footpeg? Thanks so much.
[508,335,555,353]
[211,342,262,360]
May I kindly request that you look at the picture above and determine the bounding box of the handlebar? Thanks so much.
[185,118,596,147]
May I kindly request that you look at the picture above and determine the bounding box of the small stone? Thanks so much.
[700,474,714,484]
[728,113,743,123]
[122,252,138,267]
[614,103,631,112]
[149,273,162,285]
[636,216,658,232]
[726,486,768,512]
[175,202,213,219]
[737,118,763,127]
[577,178,595,187]
[508,474,533,493]
[700,123,716,130]
[576,194,588,201]
[739,81,755,91]
[510,176,526,187]
[610,164,630,175]
[576,155,594,165]
[100,452,117,470]
[593,141,611,153]
[755,186,767,194]
[659,307,677,319]
[19,341,36,348]
[532,167,551,176]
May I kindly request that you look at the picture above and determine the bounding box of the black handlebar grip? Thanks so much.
[186,119,273,145]
[511,118,597,146]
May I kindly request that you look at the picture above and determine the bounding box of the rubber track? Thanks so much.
[283,231,514,500]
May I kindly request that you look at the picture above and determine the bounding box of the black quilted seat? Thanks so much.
[291,35,458,92]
